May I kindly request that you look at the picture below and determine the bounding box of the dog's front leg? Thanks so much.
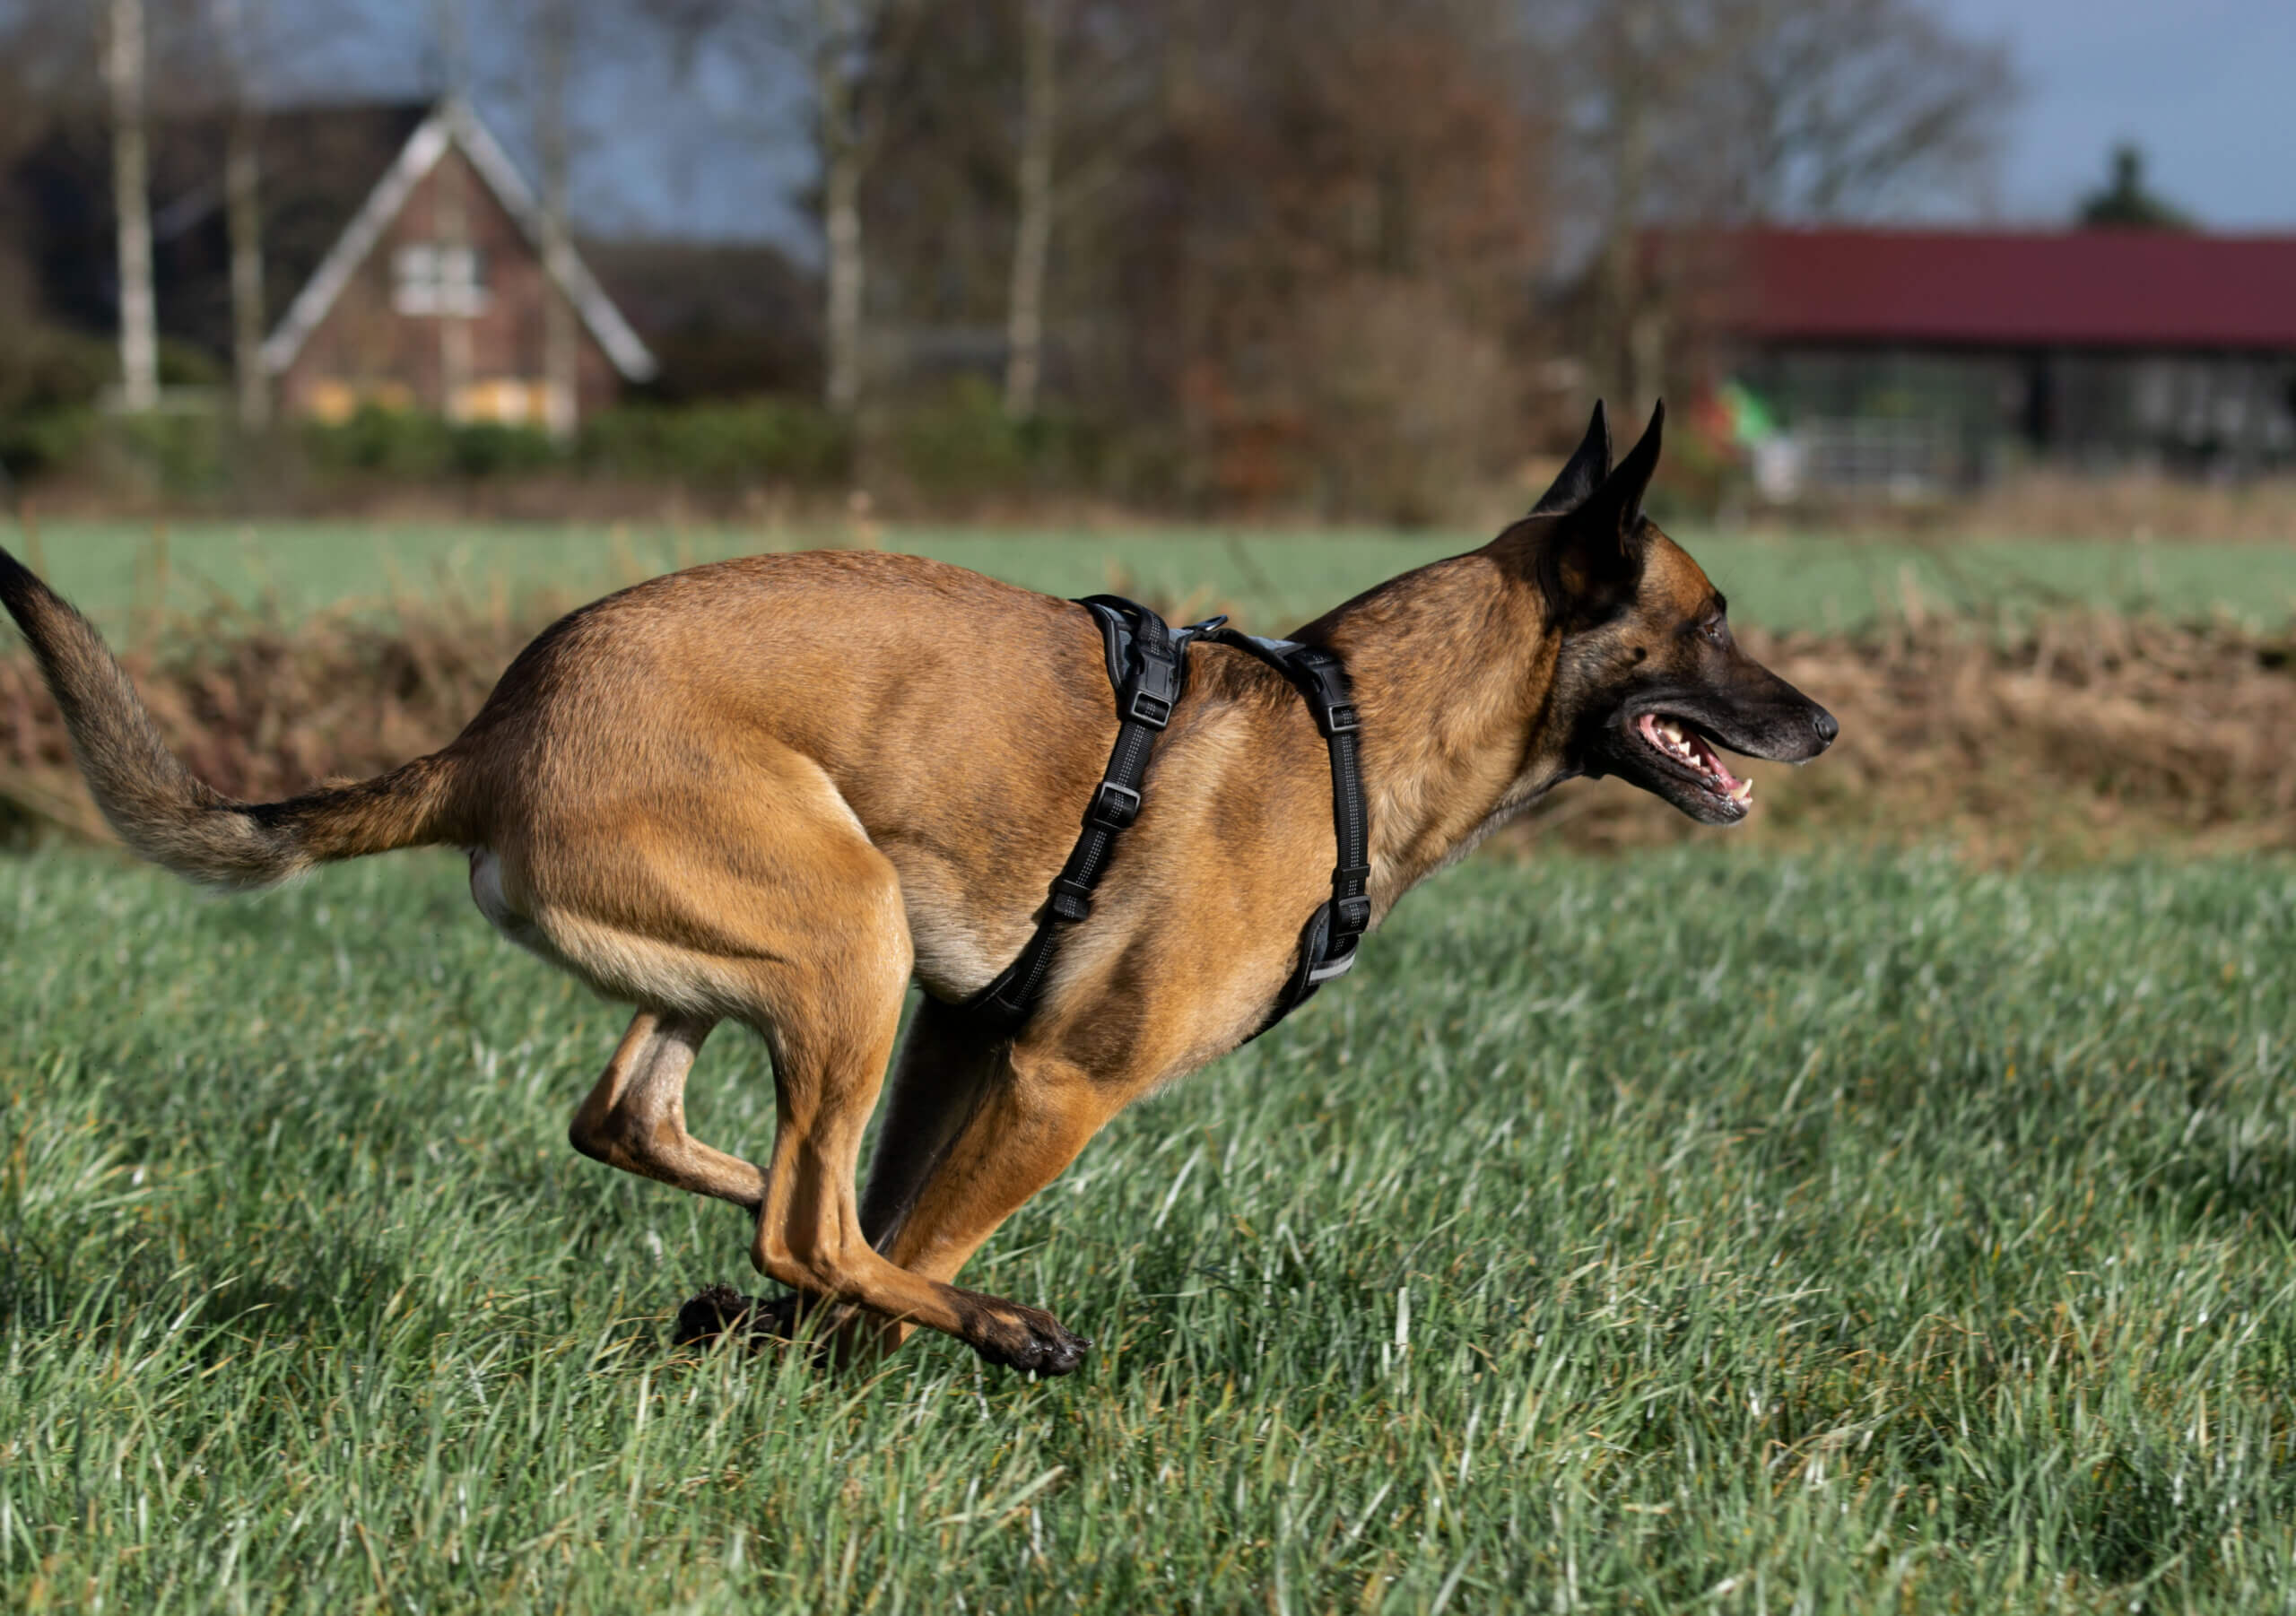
[738,970,1099,1376]
[831,1038,1127,1372]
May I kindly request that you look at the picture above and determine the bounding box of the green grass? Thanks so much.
[5,846,2296,1611]
[17,519,2296,639]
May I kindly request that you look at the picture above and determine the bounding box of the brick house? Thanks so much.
[260,99,657,427]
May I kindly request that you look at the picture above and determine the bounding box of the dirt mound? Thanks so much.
[0,601,534,843]
[1525,613,2296,860]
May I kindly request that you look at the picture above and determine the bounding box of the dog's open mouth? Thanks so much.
[1635,712,1753,811]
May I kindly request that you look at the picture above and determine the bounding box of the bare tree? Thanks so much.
[107,0,161,413]
[1712,0,2014,222]
[1110,0,1548,516]
[1573,1,1686,412]
[1000,0,1055,419]
[991,0,1167,421]
[1558,0,2013,408]
[656,0,924,418]
[433,0,474,420]
[214,0,266,429]
[534,0,580,439]
[812,0,873,416]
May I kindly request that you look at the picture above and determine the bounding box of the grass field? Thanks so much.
[17,519,2296,640]
[5,846,2296,1612]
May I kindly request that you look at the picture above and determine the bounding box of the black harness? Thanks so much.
[965,595,1371,1038]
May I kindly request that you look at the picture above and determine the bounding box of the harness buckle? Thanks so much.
[1088,780,1143,829]
[1126,689,1173,728]
[1335,894,1373,934]
[1049,876,1094,924]
[1319,701,1361,736]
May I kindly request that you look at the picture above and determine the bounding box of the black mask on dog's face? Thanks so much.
[1523,403,1839,824]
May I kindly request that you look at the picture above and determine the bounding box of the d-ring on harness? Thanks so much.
[963,595,1372,1039]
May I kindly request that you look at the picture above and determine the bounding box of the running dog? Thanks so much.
[0,402,1834,1375]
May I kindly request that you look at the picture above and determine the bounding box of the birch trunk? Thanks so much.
[434,0,473,420]
[537,0,578,441]
[216,0,268,429]
[225,100,268,429]
[1597,6,1652,418]
[816,0,865,419]
[107,0,159,413]
[1002,0,1057,420]
[436,127,473,421]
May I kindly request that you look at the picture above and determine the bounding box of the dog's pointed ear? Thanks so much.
[1578,399,1662,537]
[1536,401,1664,620]
[1528,401,1611,516]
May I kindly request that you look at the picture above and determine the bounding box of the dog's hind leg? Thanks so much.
[569,1010,766,1210]
[514,743,1089,1370]
[696,857,1085,1374]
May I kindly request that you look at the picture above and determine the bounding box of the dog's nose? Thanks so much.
[1811,708,1839,748]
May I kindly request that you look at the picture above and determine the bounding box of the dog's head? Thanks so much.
[1511,402,1836,825]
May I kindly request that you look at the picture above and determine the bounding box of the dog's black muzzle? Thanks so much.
[1587,661,1837,825]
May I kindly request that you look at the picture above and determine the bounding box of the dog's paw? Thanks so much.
[671,1283,807,1351]
[672,1282,757,1347]
[970,1304,1092,1377]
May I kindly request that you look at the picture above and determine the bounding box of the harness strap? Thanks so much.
[965,595,1212,1031]
[1200,629,1373,1036]
[964,605,1373,1042]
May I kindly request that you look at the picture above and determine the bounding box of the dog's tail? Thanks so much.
[0,546,463,890]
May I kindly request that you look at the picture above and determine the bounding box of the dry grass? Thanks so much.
[2,594,2293,862]
[1759,469,2296,545]
[1970,469,2296,543]
[0,597,542,842]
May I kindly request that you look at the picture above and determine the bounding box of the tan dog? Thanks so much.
[0,403,1832,1375]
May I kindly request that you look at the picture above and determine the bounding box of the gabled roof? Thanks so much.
[259,99,658,382]
[1702,227,2296,352]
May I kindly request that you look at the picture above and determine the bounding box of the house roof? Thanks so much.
[259,99,658,383]
[1704,227,2296,352]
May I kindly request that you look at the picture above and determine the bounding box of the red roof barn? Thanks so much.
[1718,228,2296,352]
[1680,227,2296,490]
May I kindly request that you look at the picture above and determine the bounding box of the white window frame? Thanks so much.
[392,242,489,317]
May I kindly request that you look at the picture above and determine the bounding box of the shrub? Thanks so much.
[304,404,456,479]
[448,421,560,478]
[106,405,233,494]
[885,378,1109,500]
[0,407,99,480]
[302,407,560,482]
[888,378,1031,495]
[0,321,116,478]
[580,398,851,484]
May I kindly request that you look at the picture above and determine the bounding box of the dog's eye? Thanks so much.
[1701,616,1729,646]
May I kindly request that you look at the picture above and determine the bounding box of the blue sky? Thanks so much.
[1932,0,2296,229]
